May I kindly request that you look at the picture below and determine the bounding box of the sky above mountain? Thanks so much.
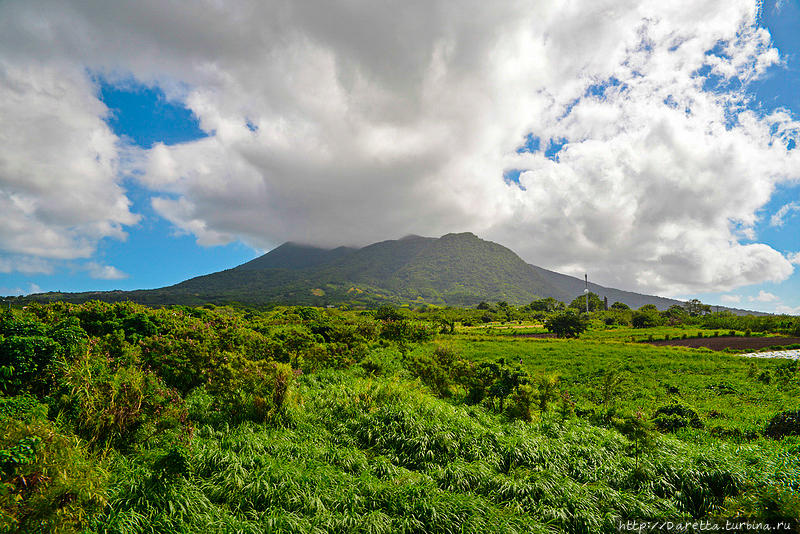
[1,0,799,313]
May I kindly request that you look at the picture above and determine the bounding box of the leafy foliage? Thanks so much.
[764,410,800,439]
[0,418,109,533]
[652,402,704,433]
[0,301,796,532]
[544,310,588,338]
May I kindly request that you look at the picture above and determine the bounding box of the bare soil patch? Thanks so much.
[646,335,800,351]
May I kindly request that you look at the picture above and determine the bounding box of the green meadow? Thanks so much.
[1,302,798,532]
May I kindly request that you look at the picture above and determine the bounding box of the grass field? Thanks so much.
[2,304,799,532]
[97,372,800,532]
[446,335,798,434]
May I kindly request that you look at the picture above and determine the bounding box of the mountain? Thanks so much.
[18,232,762,312]
[125,232,559,307]
[528,265,682,310]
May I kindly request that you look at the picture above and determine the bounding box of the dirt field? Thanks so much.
[647,336,800,351]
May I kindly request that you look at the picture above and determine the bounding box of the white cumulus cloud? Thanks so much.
[86,262,128,280]
[720,294,742,303]
[0,60,139,268]
[0,0,799,296]
[750,290,780,302]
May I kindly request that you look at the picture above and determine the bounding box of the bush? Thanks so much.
[408,345,456,397]
[543,311,587,338]
[631,311,662,328]
[358,347,404,377]
[61,351,191,449]
[764,409,800,439]
[208,354,298,425]
[506,383,536,422]
[380,319,435,349]
[718,484,800,520]
[0,394,48,422]
[0,336,60,394]
[0,418,109,533]
[652,403,703,432]
[140,333,218,394]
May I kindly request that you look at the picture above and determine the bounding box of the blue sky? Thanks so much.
[1,0,799,313]
[690,0,800,312]
[1,82,257,295]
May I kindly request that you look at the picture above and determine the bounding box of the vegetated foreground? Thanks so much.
[1,301,799,533]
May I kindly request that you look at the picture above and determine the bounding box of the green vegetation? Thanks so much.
[543,310,588,338]
[17,233,724,313]
[1,300,798,532]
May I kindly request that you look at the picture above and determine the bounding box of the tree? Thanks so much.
[544,310,588,338]
[631,310,663,328]
[610,301,630,311]
[568,292,603,312]
[684,299,711,317]
[529,297,565,312]
[375,304,404,322]
[663,305,688,321]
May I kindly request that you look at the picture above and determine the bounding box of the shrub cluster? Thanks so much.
[764,409,800,439]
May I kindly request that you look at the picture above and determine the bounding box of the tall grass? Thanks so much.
[87,371,798,533]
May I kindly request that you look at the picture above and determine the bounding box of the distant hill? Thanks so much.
[18,232,765,313]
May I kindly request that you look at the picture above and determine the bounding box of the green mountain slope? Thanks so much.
[527,264,683,310]
[311,233,558,305]
[156,232,558,306]
[236,242,357,271]
[17,232,764,312]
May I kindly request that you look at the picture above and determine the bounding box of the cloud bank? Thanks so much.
[1,0,799,296]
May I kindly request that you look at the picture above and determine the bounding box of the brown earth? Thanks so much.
[646,336,800,351]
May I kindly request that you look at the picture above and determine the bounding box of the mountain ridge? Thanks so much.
[14,232,767,314]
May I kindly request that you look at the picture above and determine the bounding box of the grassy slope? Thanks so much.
[99,373,799,533]
[5,303,798,532]
[449,335,798,433]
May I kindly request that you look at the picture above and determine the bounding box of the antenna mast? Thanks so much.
[584,274,589,314]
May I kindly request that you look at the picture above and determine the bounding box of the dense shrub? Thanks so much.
[61,351,191,449]
[631,310,663,328]
[408,345,459,397]
[207,354,298,425]
[358,347,405,376]
[0,418,109,533]
[764,409,800,439]
[380,319,435,348]
[543,310,587,338]
[0,336,60,394]
[140,332,219,394]
[652,403,703,432]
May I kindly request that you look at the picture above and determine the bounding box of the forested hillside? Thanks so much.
[17,233,758,313]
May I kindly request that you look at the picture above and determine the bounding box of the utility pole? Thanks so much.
[584,274,589,314]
